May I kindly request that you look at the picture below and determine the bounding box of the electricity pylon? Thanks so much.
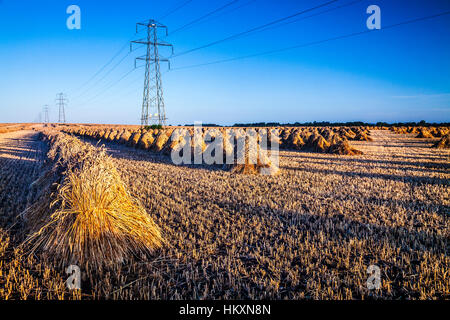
[56,93,67,123]
[43,105,49,124]
[131,20,173,126]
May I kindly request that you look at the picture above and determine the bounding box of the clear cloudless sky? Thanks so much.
[0,0,449,125]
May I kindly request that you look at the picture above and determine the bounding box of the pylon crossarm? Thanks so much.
[132,40,173,48]
[136,56,170,62]
[137,20,167,28]
[131,39,147,44]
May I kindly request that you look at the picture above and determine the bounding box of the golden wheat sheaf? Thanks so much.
[25,133,163,270]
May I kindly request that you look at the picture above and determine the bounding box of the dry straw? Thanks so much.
[416,128,434,138]
[432,133,450,149]
[23,132,163,271]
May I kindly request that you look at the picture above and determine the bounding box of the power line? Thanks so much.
[69,1,193,101]
[65,1,337,115]
[70,42,128,94]
[99,72,145,105]
[159,0,195,20]
[72,44,144,102]
[171,10,450,70]
[74,66,143,108]
[83,69,170,109]
[68,0,220,107]
[171,0,339,58]
[200,0,362,51]
[168,0,239,36]
[171,0,257,34]
[71,52,132,100]
[191,0,257,28]
[73,1,189,102]
[169,0,361,53]
[253,0,362,35]
[69,32,143,96]
[167,0,355,41]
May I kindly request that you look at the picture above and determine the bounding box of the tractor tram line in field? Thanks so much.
[0,130,48,227]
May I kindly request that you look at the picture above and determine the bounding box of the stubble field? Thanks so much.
[0,126,448,299]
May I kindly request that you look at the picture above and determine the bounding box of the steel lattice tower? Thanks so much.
[43,105,49,124]
[56,93,67,124]
[131,20,172,126]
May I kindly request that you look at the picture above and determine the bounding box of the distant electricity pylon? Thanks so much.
[56,92,67,124]
[43,105,50,124]
[131,20,173,126]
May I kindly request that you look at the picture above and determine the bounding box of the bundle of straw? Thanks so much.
[24,132,162,271]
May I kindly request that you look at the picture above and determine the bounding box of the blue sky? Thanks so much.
[0,0,449,125]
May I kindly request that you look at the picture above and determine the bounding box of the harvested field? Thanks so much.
[2,0,449,306]
[77,129,449,299]
[0,128,449,300]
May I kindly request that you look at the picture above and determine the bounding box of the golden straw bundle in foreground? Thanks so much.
[24,132,162,271]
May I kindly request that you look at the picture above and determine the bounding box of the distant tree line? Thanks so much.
[178,120,450,128]
[143,124,163,130]
[231,120,450,127]
[181,124,221,127]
